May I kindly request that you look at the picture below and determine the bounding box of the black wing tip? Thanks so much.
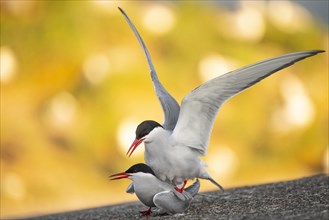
[118,7,128,18]
[293,49,325,57]
[293,49,325,63]
[118,7,126,15]
[302,50,325,57]
[308,49,325,54]
[284,50,325,58]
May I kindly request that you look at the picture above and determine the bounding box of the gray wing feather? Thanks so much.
[153,191,191,214]
[172,50,324,155]
[118,7,180,131]
[153,179,200,214]
[126,183,134,194]
[184,179,200,197]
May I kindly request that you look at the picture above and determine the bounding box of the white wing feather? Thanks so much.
[172,50,324,155]
[118,7,180,130]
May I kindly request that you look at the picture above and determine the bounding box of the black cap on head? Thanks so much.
[136,120,162,140]
[125,163,156,176]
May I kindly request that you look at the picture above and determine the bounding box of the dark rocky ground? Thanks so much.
[27,174,328,220]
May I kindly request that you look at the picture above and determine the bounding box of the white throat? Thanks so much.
[143,127,172,181]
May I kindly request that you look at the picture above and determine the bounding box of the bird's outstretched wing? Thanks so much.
[118,7,180,131]
[172,50,324,155]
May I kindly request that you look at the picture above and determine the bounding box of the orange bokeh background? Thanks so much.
[1,1,328,218]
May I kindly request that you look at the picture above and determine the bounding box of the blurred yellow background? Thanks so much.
[1,1,328,219]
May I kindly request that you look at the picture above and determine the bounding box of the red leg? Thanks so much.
[139,207,152,216]
[175,180,187,193]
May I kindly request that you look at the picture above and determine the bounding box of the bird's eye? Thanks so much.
[137,132,146,139]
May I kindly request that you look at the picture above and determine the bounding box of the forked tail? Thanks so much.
[208,177,225,191]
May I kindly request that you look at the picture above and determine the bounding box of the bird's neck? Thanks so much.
[144,128,170,153]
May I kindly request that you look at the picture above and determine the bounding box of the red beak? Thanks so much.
[109,172,131,180]
[127,138,145,157]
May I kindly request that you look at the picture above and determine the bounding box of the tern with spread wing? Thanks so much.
[110,163,200,216]
[118,7,324,191]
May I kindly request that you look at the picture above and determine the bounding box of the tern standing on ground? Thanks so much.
[110,163,200,216]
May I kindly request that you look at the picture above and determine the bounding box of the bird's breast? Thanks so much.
[144,140,202,185]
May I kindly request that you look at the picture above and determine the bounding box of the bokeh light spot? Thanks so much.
[267,1,312,33]
[142,5,176,35]
[83,54,111,85]
[198,54,238,82]
[222,3,265,42]
[91,0,122,13]
[0,46,17,84]
[45,91,78,128]
[116,118,144,157]
[3,173,26,200]
[271,75,315,132]
[207,146,239,180]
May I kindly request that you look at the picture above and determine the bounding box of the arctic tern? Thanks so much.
[118,7,324,191]
[110,163,200,216]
